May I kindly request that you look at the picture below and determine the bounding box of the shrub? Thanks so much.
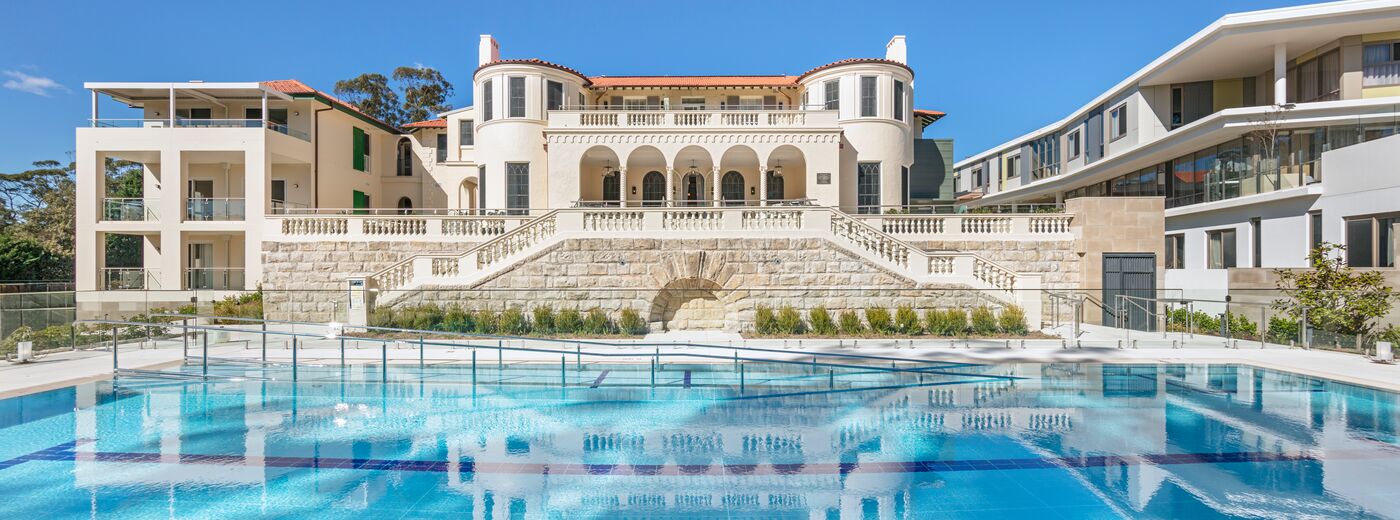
[970,306,998,335]
[838,310,864,334]
[999,305,1028,335]
[1379,326,1400,345]
[212,290,263,323]
[1191,311,1220,335]
[583,308,613,335]
[618,308,648,335]
[557,308,583,334]
[410,304,443,331]
[498,307,529,335]
[1267,316,1300,344]
[865,307,893,334]
[369,307,395,328]
[474,308,498,334]
[441,305,471,333]
[1226,312,1257,338]
[776,306,805,335]
[894,305,921,335]
[926,309,963,336]
[532,306,556,335]
[754,305,777,335]
[808,306,837,335]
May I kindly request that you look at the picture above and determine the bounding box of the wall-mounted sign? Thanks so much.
[816,172,832,185]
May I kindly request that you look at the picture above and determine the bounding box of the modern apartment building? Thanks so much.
[953,0,1400,304]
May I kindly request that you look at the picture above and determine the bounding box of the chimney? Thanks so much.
[479,35,500,66]
[885,35,907,64]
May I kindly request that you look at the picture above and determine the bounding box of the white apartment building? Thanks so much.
[953,0,1400,304]
[74,36,953,314]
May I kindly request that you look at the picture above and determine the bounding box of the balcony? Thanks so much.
[102,268,159,290]
[548,109,838,130]
[185,268,245,290]
[102,198,158,221]
[87,118,310,141]
[186,198,245,221]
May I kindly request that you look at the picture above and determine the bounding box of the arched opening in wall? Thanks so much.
[396,138,413,177]
[458,179,477,213]
[642,171,665,206]
[765,145,807,203]
[397,196,414,214]
[673,145,713,206]
[721,171,745,205]
[649,277,729,331]
[578,146,621,206]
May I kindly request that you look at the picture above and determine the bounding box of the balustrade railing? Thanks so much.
[185,268,245,291]
[102,268,159,290]
[102,198,159,222]
[549,109,836,129]
[185,198,245,221]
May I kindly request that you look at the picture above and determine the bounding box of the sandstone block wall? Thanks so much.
[262,241,480,322]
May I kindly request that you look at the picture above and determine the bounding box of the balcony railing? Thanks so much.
[102,198,158,221]
[270,199,311,215]
[548,109,838,130]
[186,198,246,221]
[86,118,310,141]
[185,268,245,290]
[102,268,159,290]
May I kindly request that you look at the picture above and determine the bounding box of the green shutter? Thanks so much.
[352,127,365,171]
[352,190,368,214]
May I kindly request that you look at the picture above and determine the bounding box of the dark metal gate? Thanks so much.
[1102,253,1157,331]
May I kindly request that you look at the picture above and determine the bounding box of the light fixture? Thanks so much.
[602,160,617,178]
[773,160,783,178]
[630,186,637,195]
[686,159,699,178]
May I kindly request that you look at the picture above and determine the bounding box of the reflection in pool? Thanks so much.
[0,361,1396,518]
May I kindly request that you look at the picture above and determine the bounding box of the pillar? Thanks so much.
[168,86,176,127]
[1274,43,1288,104]
[664,166,675,206]
[758,163,768,207]
[618,167,627,208]
[711,166,721,207]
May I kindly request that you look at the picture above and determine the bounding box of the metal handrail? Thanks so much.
[1114,294,1275,349]
[571,199,816,208]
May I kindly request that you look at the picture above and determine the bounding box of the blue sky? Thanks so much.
[0,0,1315,173]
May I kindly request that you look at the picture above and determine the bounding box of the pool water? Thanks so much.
[1,360,1397,518]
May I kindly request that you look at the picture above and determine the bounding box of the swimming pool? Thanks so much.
[0,360,1396,518]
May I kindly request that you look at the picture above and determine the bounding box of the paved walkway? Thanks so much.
[2,325,1396,398]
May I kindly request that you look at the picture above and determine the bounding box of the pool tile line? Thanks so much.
[3,445,1372,477]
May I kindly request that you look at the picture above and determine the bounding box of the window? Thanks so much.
[681,97,705,110]
[175,108,212,120]
[801,90,809,109]
[1250,217,1262,268]
[435,134,447,163]
[1109,104,1128,141]
[1293,49,1340,103]
[624,97,649,110]
[1066,130,1081,160]
[244,107,288,125]
[765,170,784,201]
[482,79,494,121]
[459,120,474,146]
[721,171,744,205]
[1347,218,1374,267]
[398,137,414,175]
[859,76,877,117]
[477,166,487,210]
[971,167,983,189]
[271,180,286,203]
[1005,155,1020,178]
[397,197,413,214]
[1207,229,1237,269]
[1309,211,1323,252]
[641,171,665,206]
[546,80,563,111]
[857,162,880,214]
[506,162,529,214]
[1165,234,1185,269]
[508,77,525,117]
[1382,216,1398,268]
[601,171,620,204]
[1364,42,1400,87]
[824,80,839,110]
[578,92,586,109]
[352,127,368,172]
[1028,134,1059,180]
[893,80,905,121]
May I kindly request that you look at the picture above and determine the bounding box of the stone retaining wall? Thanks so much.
[262,241,480,322]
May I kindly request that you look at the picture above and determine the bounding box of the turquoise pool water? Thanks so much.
[0,361,1397,518]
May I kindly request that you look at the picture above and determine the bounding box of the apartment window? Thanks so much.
[1005,155,1021,178]
[1309,210,1323,252]
[1028,134,1059,180]
[1165,234,1185,269]
[1383,216,1399,268]
[459,120,474,146]
[1250,217,1262,268]
[482,79,494,121]
[508,77,526,117]
[1347,218,1374,267]
[971,167,983,189]
[477,166,487,210]
[1207,229,1237,269]
[175,108,212,120]
[681,97,705,110]
[1066,130,1081,160]
[1109,104,1128,141]
[857,162,880,214]
[1293,49,1340,103]
[506,162,529,215]
[244,108,288,125]
[859,76,877,117]
[352,127,369,172]
[546,80,563,111]
[271,180,286,206]
[824,80,839,110]
[893,80,905,121]
[801,90,810,109]
[398,137,415,175]
[435,134,447,163]
[1363,42,1400,87]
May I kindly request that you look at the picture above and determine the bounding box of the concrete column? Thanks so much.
[168,86,176,127]
[158,148,183,291]
[90,90,98,127]
[711,166,721,207]
[758,163,768,206]
[664,166,675,205]
[618,167,627,208]
[75,147,102,291]
[244,147,268,291]
[1274,43,1288,104]
[260,91,268,128]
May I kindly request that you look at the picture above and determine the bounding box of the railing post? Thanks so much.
[340,337,346,367]
[182,318,189,358]
[202,327,209,378]
[381,340,388,381]
[111,324,118,374]
[1301,306,1309,349]
[261,320,267,364]
[419,335,425,370]
[471,348,477,384]
[292,337,298,380]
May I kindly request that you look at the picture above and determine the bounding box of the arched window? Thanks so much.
[397,196,413,215]
[683,173,704,206]
[601,172,621,206]
[642,171,665,206]
[766,171,785,201]
[721,171,744,205]
[396,138,413,177]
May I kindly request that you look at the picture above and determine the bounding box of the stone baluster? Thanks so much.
[618,167,628,208]
[711,166,721,207]
[665,166,675,206]
[758,163,768,207]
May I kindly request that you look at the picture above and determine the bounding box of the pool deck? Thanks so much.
[3,327,1397,397]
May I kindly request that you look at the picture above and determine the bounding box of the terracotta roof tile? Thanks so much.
[476,59,590,83]
[402,119,446,129]
[796,58,913,80]
[260,79,401,132]
[588,75,799,88]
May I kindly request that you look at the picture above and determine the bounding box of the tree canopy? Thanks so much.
[334,67,453,127]
[1274,242,1395,339]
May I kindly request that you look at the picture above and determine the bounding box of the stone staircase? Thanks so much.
[364,206,1045,321]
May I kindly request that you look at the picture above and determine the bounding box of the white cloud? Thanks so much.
[3,70,68,96]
